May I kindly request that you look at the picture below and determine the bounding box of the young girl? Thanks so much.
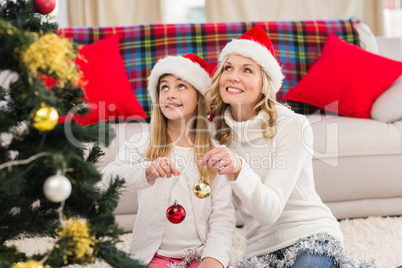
[101,54,236,268]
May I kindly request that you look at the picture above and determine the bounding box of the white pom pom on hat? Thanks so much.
[219,25,285,93]
[147,53,212,103]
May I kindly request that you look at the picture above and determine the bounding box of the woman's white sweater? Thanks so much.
[222,105,344,259]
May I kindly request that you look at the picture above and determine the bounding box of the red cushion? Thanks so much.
[62,34,146,125]
[283,33,402,119]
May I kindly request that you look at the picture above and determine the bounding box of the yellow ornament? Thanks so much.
[32,104,59,131]
[192,178,212,199]
[20,33,79,86]
[12,260,46,268]
[57,219,95,261]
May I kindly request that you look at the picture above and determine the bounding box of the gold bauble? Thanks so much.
[12,260,45,268]
[32,105,59,131]
[192,178,212,199]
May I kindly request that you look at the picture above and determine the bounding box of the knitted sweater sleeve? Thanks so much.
[100,133,153,192]
[201,174,236,267]
[229,114,313,225]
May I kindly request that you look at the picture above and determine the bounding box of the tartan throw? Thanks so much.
[58,19,360,117]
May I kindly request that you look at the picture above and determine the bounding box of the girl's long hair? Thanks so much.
[205,55,286,146]
[146,75,216,182]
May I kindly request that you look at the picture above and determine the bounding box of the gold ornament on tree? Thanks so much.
[32,103,59,131]
[57,219,96,263]
[20,33,79,86]
[12,260,50,268]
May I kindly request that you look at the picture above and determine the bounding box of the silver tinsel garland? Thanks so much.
[231,232,379,268]
[168,249,202,268]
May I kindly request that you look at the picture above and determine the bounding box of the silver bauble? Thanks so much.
[43,173,72,203]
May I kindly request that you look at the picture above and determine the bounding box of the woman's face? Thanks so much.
[219,54,264,111]
[158,74,198,123]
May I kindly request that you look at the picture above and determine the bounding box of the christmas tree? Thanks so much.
[0,1,143,267]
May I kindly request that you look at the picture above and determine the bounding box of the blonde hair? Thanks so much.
[205,55,287,146]
[146,75,216,182]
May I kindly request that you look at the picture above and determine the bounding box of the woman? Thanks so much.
[200,26,354,267]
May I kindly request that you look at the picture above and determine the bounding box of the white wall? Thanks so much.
[55,0,68,28]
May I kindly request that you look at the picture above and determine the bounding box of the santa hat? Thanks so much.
[148,53,212,103]
[219,25,284,93]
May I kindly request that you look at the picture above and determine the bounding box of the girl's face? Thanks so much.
[219,54,264,110]
[158,74,198,122]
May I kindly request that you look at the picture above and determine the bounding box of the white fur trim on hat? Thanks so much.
[219,39,285,93]
[147,56,211,103]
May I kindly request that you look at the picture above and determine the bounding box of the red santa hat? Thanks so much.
[219,26,284,93]
[148,53,212,103]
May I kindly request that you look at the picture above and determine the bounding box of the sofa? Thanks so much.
[57,19,402,232]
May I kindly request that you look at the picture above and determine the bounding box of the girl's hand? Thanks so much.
[199,145,241,180]
[198,257,223,268]
[145,157,181,178]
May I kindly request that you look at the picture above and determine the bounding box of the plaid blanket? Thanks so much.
[58,19,360,117]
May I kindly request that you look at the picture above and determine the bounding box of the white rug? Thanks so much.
[7,216,402,267]
[339,216,402,268]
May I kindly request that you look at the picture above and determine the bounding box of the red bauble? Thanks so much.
[32,0,56,15]
[166,201,186,224]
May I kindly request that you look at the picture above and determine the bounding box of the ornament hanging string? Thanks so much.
[58,200,66,229]
[39,131,47,150]
[38,200,66,265]
[166,174,186,224]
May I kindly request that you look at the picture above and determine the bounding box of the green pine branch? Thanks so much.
[0,0,58,33]
[0,1,144,266]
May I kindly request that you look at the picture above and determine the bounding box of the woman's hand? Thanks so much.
[199,145,241,180]
[198,257,223,268]
[145,157,181,178]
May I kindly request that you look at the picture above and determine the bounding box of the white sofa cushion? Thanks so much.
[308,114,402,202]
[307,113,401,159]
[375,36,402,61]
[353,20,379,54]
[98,122,149,221]
[96,121,150,171]
[371,76,402,123]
